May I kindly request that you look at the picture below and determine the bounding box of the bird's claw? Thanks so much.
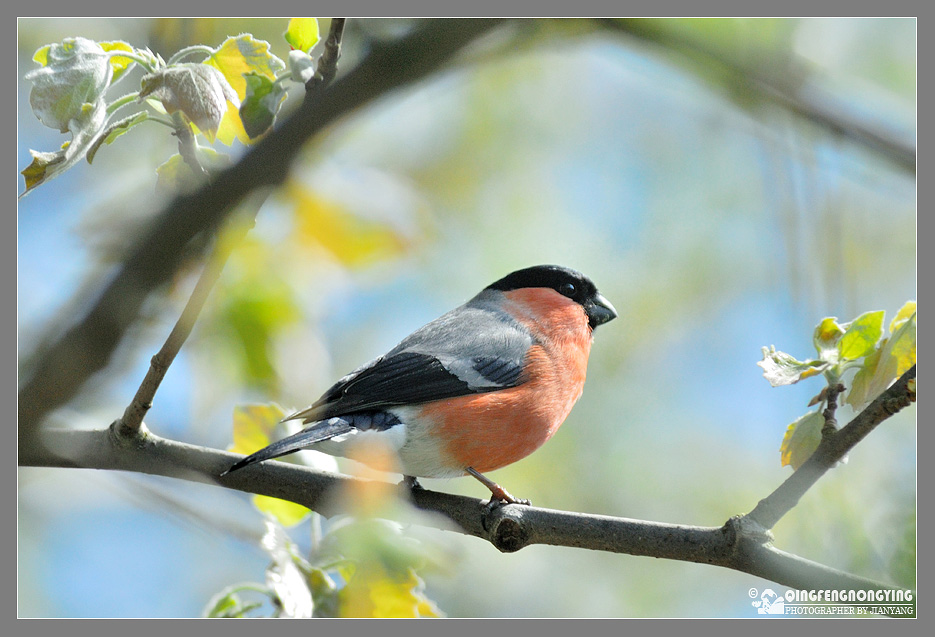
[483,495,530,515]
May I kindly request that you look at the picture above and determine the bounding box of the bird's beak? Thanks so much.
[587,292,618,329]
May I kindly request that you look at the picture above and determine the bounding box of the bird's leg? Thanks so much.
[400,475,424,491]
[466,467,530,507]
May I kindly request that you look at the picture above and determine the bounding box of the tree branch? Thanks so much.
[17,19,506,455]
[21,365,915,607]
[114,212,256,436]
[598,19,916,173]
[745,365,916,530]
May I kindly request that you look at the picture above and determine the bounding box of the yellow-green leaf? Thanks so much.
[845,304,916,409]
[889,310,917,377]
[253,495,310,528]
[32,44,51,66]
[284,18,321,53]
[780,410,824,470]
[99,40,135,82]
[204,35,285,145]
[231,404,312,525]
[230,403,288,455]
[890,301,917,334]
[205,34,285,100]
[339,566,442,618]
[21,148,65,192]
[838,310,884,360]
[847,346,883,409]
[288,182,408,267]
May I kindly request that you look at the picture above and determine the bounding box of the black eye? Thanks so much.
[559,282,576,298]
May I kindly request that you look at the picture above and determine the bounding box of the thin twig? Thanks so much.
[116,20,350,438]
[820,382,845,438]
[307,18,346,91]
[172,112,209,177]
[114,213,256,437]
[744,365,916,531]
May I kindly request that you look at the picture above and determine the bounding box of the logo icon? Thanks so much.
[751,588,785,614]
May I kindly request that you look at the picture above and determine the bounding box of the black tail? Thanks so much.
[220,419,353,476]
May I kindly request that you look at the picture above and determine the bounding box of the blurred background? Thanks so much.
[18,18,915,617]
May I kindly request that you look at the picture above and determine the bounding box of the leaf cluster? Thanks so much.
[758,302,916,469]
[20,19,323,196]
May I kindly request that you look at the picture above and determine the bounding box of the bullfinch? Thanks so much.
[222,264,617,504]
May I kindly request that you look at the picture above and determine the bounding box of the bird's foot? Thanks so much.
[399,475,425,500]
[466,467,531,510]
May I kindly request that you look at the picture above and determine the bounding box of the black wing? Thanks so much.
[290,351,525,422]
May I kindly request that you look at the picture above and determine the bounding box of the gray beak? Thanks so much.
[587,292,618,329]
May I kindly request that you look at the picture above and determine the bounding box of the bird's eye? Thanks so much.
[559,282,576,298]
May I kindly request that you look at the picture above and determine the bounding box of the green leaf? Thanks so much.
[284,18,321,53]
[239,72,287,139]
[213,262,301,389]
[757,346,828,387]
[86,111,148,164]
[838,310,884,360]
[780,410,824,470]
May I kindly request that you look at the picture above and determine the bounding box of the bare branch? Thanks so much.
[21,425,909,601]
[115,212,256,436]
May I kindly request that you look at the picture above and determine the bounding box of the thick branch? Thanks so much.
[745,365,916,530]
[17,19,506,454]
[21,425,909,600]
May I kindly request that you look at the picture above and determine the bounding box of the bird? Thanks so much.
[221,264,617,504]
